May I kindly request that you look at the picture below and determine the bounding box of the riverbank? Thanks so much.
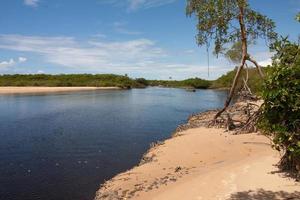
[95,127,300,200]
[95,101,300,200]
[0,87,121,95]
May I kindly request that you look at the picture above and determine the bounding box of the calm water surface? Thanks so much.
[0,87,227,200]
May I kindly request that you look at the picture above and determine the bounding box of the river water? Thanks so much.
[0,87,227,200]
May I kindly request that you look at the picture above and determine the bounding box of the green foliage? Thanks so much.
[0,71,267,92]
[296,12,300,22]
[135,78,149,86]
[183,78,212,88]
[211,67,267,93]
[223,42,244,64]
[149,78,212,89]
[220,40,255,64]
[259,38,300,172]
[0,74,147,89]
[186,0,277,55]
[210,69,237,89]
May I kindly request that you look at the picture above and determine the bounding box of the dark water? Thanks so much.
[0,87,227,200]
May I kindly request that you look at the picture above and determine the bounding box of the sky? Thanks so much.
[0,0,299,80]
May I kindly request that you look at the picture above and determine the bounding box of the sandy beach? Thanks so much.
[0,87,121,95]
[95,127,300,200]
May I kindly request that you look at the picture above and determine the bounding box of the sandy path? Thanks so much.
[0,87,120,95]
[95,127,300,200]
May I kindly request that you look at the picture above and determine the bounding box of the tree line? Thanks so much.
[0,70,263,90]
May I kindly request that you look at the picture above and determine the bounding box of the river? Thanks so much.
[0,87,227,200]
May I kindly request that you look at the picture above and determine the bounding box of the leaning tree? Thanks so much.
[224,42,254,95]
[186,0,277,119]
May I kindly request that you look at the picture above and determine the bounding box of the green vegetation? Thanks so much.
[0,74,146,89]
[259,38,300,173]
[149,67,270,93]
[148,78,212,89]
[0,74,213,89]
[186,0,276,56]
[211,67,269,94]
[186,0,277,118]
[0,72,266,91]
[296,12,300,22]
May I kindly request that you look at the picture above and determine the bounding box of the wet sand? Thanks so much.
[95,127,300,200]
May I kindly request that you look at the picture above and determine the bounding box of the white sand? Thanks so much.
[0,87,120,95]
[95,127,300,200]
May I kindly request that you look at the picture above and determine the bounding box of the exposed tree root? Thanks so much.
[277,152,300,181]
[211,60,261,133]
[236,105,262,134]
[175,95,263,135]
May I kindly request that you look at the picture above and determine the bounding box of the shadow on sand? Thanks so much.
[228,189,300,200]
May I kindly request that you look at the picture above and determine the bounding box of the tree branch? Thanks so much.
[247,57,265,78]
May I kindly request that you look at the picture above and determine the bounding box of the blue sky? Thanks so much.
[0,0,299,80]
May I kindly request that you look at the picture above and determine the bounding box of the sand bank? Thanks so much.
[95,127,300,200]
[0,87,120,95]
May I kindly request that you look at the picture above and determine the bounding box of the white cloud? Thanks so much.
[128,0,147,11]
[251,51,274,67]
[18,57,27,63]
[92,33,107,39]
[113,22,142,35]
[0,59,15,68]
[258,59,272,66]
[37,70,45,74]
[127,0,176,11]
[24,0,39,7]
[102,0,177,11]
[184,49,196,55]
[0,34,230,79]
[0,57,27,69]
[0,34,164,70]
[130,62,230,80]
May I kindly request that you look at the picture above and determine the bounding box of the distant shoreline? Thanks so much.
[0,86,121,95]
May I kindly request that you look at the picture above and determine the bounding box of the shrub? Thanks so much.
[135,78,149,88]
[182,78,211,89]
[259,38,300,173]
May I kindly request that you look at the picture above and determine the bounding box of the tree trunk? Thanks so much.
[214,4,248,120]
[247,57,265,78]
[242,63,252,94]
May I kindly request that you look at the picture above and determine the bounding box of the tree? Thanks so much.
[186,0,277,119]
